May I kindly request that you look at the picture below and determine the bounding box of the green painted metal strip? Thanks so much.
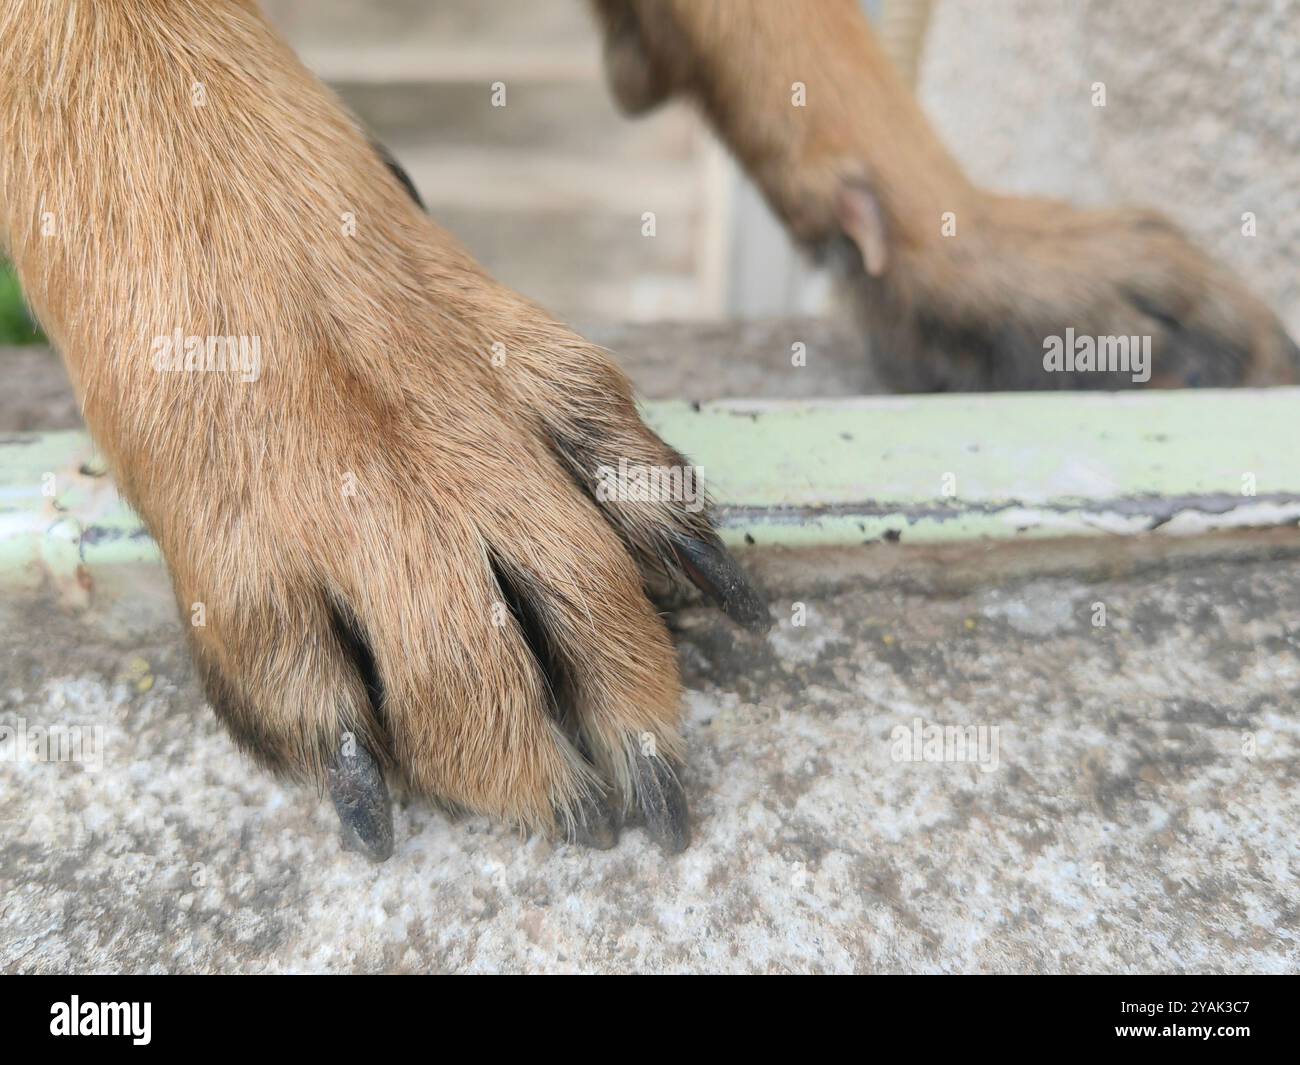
[2,389,1298,590]
[644,389,1300,547]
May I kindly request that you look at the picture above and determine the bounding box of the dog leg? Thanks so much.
[0,0,765,858]
[590,0,1298,389]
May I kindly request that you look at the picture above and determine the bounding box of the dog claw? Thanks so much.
[672,534,771,632]
[327,738,394,862]
[635,753,691,854]
[570,792,619,850]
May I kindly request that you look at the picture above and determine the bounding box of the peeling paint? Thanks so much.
[2,390,1300,581]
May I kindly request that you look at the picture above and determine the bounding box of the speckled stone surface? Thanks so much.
[3,549,1297,973]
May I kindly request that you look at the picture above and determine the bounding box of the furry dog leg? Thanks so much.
[591,0,1298,389]
[0,0,765,858]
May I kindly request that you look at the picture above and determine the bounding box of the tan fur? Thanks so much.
[0,0,709,835]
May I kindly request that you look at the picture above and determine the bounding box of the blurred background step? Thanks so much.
[393,149,696,213]
[294,45,601,84]
[262,0,597,59]
[430,203,700,321]
[259,0,748,324]
[392,148,706,321]
[335,81,696,161]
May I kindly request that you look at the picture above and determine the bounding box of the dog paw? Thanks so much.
[168,281,767,861]
[834,186,1299,391]
[5,10,767,859]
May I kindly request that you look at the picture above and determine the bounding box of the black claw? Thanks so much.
[327,737,394,862]
[672,534,771,632]
[635,753,691,854]
[570,792,619,850]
